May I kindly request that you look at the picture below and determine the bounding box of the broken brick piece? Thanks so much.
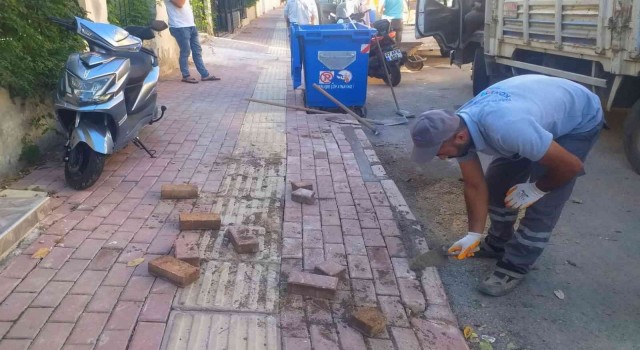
[161,184,198,199]
[174,234,200,267]
[179,213,221,230]
[148,256,199,287]
[288,271,338,299]
[291,188,316,205]
[348,307,387,337]
[226,225,260,254]
[314,260,347,279]
[291,181,313,192]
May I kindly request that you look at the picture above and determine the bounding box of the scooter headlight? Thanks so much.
[67,73,114,103]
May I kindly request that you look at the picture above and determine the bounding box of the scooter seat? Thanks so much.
[113,51,153,86]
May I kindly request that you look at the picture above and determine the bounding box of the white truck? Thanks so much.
[415,0,640,173]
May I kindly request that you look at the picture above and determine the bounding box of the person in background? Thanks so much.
[378,0,404,42]
[359,0,372,25]
[295,0,319,24]
[284,0,298,28]
[165,0,221,83]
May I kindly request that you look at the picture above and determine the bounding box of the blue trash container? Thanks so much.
[291,23,376,113]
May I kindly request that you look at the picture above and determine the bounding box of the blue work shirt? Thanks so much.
[381,0,403,19]
[457,75,603,162]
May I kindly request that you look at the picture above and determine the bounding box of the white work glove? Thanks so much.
[505,182,547,209]
[447,232,483,260]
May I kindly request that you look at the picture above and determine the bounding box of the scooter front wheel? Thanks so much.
[65,142,106,190]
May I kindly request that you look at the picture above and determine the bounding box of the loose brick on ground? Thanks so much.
[161,184,198,199]
[347,307,387,337]
[225,225,260,254]
[148,256,199,287]
[291,188,316,205]
[314,260,346,279]
[174,233,200,266]
[291,180,313,191]
[178,213,221,230]
[288,271,338,299]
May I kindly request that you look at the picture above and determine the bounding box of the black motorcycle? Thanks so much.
[367,19,402,87]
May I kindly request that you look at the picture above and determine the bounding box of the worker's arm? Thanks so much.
[459,153,488,233]
[447,153,488,259]
[171,0,186,8]
[534,141,583,192]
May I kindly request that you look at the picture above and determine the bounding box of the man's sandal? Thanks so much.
[182,77,198,84]
[202,75,221,81]
[478,266,524,296]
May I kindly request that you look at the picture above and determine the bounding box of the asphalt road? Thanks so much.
[362,43,640,350]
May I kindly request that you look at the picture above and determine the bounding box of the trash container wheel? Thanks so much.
[354,106,367,118]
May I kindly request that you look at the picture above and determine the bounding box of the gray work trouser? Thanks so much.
[485,123,603,274]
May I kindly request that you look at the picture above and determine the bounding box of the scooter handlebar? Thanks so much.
[48,17,77,31]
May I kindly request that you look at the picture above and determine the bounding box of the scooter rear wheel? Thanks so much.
[383,63,402,87]
[65,142,106,190]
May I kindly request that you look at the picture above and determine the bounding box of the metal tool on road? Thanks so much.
[311,84,380,135]
[245,98,333,114]
[375,39,415,119]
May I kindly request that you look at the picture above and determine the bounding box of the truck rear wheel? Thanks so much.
[472,48,490,96]
[623,100,640,175]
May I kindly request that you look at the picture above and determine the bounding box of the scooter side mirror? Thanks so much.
[150,20,168,32]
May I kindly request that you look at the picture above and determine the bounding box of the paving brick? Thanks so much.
[372,268,400,296]
[347,255,373,279]
[354,199,375,213]
[131,228,159,244]
[75,216,104,231]
[89,225,119,240]
[29,322,74,350]
[282,238,303,259]
[5,307,53,339]
[105,301,142,331]
[288,271,338,299]
[225,225,260,254]
[133,254,160,277]
[129,322,165,350]
[160,184,198,199]
[341,219,362,236]
[95,330,130,350]
[0,339,30,349]
[173,233,200,266]
[179,212,221,230]
[306,298,333,324]
[283,222,302,238]
[87,286,123,312]
[314,260,346,279]
[1,255,38,279]
[72,239,106,260]
[336,321,367,350]
[309,324,339,349]
[283,337,311,350]
[324,244,346,265]
[87,249,120,271]
[397,278,426,313]
[280,295,308,338]
[379,220,400,237]
[15,269,56,293]
[117,243,147,264]
[335,193,355,206]
[368,339,395,350]
[374,206,394,220]
[338,205,358,220]
[319,199,338,212]
[362,229,386,247]
[0,278,20,303]
[0,322,10,338]
[424,304,459,326]
[291,188,316,205]
[102,210,130,226]
[348,307,387,337]
[139,293,173,322]
[391,258,416,279]
[390,327,421,350]
[302,229,323,248]
[343,236,366,256]
[146,235,175,255]
[359,213,379,229]
[23,235,60,257]
[120,218,145,232]
[62,230,92,248]
[384,236,407,258]
[50,295,91,323]
[66,312,109,345]
[70,270,107,295]
[31,281,73,308]
[102,231,135,251]
[53,259,90,282]
[421,267,449,305]
[150,278,177,295]
[34,247,69,269]
[303,248,324,271]
[90,203,118,218]
[378,296,409,327]
[351,279,377,307]
[120,276,155,301]
[411,318,470,350]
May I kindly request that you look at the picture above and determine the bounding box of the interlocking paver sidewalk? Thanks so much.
[0,9,466,350]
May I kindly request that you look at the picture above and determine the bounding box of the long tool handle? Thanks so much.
[245,98,333,114]
[311,84,379,135]
[375,39,401,111]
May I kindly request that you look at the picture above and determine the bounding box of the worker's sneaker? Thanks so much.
[478,266,524,296]
[473,241,504,259]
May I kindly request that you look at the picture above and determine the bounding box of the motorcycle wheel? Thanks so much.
[65,142,106,190]
[404,58,424,71]
[383,63,402,87]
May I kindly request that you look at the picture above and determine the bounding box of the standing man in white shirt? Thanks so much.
[295,0,319,25]
[165,0,221,83]
[284,0,298,27]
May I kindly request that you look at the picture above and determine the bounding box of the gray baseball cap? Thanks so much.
[410,110,461,162]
